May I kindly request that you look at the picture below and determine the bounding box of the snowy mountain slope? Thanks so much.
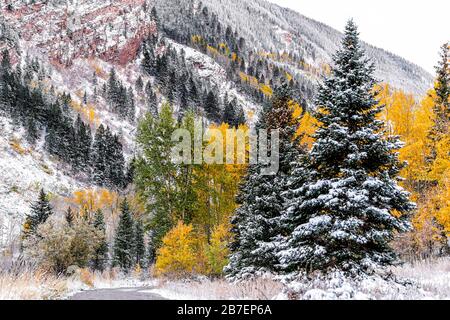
[155,0,433,96]
[0,116,84,251]
[168,40,259,125]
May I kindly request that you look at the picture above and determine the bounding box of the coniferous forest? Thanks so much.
[0,0,448,301]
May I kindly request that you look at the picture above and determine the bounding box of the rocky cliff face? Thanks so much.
[1,0,156,67]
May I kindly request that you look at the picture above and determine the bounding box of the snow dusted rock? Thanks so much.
[2,0,157,67]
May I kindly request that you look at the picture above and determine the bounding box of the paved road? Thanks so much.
[70,287,167,300]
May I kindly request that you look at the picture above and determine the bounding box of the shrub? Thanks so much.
[155,221,197,278]
[24,219,103,274]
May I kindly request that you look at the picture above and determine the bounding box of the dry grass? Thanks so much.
[391,258,450,299]
[0,269,68,300]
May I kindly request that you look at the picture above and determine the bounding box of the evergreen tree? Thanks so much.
[222,100,236,126]
[136,76,144,92]
[278,20,415,275]
[127,86,135,121]
[125,156,137,187]
[427,42,449,164]
[225,83,304,280]
[112,199,135,272]
[133,220,146,268]
[91,209,109,271]
[92,71,98,86]
[188,77,199,111]
[25,116,38,145]
[65,207,74,227]
[109,133,126,189]
[147,235,156,267]
[203,90,220,122]
[234,104,246,127]
[146,85,158,117]
[23,189,53,236]
[74,114,92,171]
[92,124,107,184]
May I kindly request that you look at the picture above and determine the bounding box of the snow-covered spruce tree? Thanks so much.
[133,220,146,268]
[23,189,54,237]
[91,209,109,272]
[225,83,304,280]
[278,20,415,275]
[92,124,107,185]
[65,207,75,227]
[427,42,449,164]
[112,199,135,272]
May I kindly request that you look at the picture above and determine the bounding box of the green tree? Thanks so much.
[23,189,53,237]
[278,20,415,275]
[135,103,179,249]
[112,199,135,272]
[133,220,146,268]
[225,84,304,280]
[427,42,449,165]
[91,209,109,271]
[65,207,75,227]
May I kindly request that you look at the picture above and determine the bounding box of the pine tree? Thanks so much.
[133,220,146,268]
[234,104,246,127]
[74,114,92,171]
[427,42,449,165]
[91,209,109,271]
[188,77,199,111]
[125,156,136,187]
[23,189,53,236]
[65,207,74,227]
[278,20,415,275]
[222,100,236,126]
[147,85,158,117]
[204,90,220,122]
[112,199,135,272]
[136,76,144,92]
[127,86,135,121]
[147,237,156,267]
[109,133,125,189]
[92,124,107,185]
[225,83,304,280]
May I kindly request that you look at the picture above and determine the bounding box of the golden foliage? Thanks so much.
[204,224,231,276]
[66,188,120,219]
[378,83,450,256]
[9,139,27,155]
[292,104,318,149]
[155,221,197,277]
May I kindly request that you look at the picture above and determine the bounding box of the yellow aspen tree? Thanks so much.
[155,221,197,277]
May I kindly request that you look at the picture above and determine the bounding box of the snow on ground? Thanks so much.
[148,258,450,300]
